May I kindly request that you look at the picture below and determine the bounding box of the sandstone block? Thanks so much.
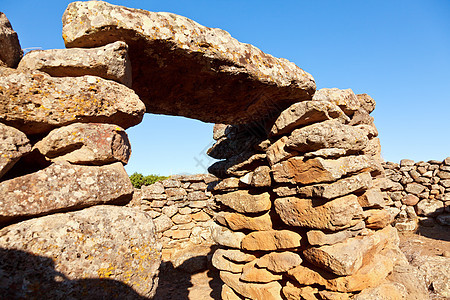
[215,190,271,213]
[212,177,245,192]
[274,195,363,231]
[241,230,302,251]
[357,188,385,208]
[0,161,132,224]
[0,123,31,179]
[356,93,376,113]
[256,251,302,273]
[223,212,272,231]
[282,283,320,300]
[363,209,393,229]
[208,152,267,178]
[0,13,22,68]
[0,205,161,299]
[240,260,282,283]
[286,120,368,154]
[210,223,245,249]
[266,136,298,166]
[221,284,243,300]
[212,249,246,273]
[220,271,283,300]
[171,213,192,225]
[153,214,173,232]
[416,199,445,217]
[353,283,407,300]
[62,1,315,124]
[272,155,374,185]
[219,248,257,263]
[18,41,132,87]
[312,88,360,115]
[270,100,349,137]
[0,68,145,135]
[405,183,426,195]
[34,123,131,165]
[306,222,365,246]
[250,165,272,187]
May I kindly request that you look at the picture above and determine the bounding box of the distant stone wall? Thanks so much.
[383,158,450,231]
[127,174,218,272]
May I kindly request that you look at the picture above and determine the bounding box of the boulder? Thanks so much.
[256,251,302,273]
[274,195,363,231]
[272,155,375,185]
[270,100,349,137]
[0,123,31,179]
[34,123,131,165]
[62,1,315,124]
[220,271,283,300]
[215,190,271,213]
[0,205,161,299]
[18,41,131,87]
[312,88,360,115]
[0,161,133,224]
[286,120,368,154]
[303,226,397,276]
[0,68,145,135]
[241,230,302,251]
[0,13,22,68]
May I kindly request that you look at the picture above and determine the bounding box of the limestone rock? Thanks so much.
[297,172,372,200]
[353,283,407,300]
[219,248,257,263]
[34,123,131,165]
[18,41,131,87]
[212,177,246,192]
[0,205,161,299]
[356,93,376,114]
[212,249,249,273]
[312,88,360,115]
[0,13,22,68]
[266,136,298,166]
[274,195,363,231]
[256,252,302,273]
[215,190,271,213]
[153,214,173,233]
[223,212,272,231]
[208,152,267,178]
[241,230,302,251]
[357,188,385,208]
[410,254,450,299]
[306,222,365,246]
[250,165,272,187]
[221,284,243,300]
[302,226,397,276]
[363,209,393,229]
[0,161,132,224]
[0,68,145,135]
[270,100,349,137]
[405,183,426,195]
[386,263,430,300]
[0,123,31,179]
[272,155,374,185]
[240,260,282,283]
[62,1,316,124]
[286,120,368,154]
[220,271,283,300]
[416,199,445,217]
[210,223,245,249]
[282,283,320,300]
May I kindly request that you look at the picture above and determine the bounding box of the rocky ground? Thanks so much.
[153,225,450,300]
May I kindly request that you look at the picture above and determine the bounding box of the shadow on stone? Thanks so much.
[0,247,149,299]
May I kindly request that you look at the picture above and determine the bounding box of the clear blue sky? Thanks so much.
[2,0,450,175]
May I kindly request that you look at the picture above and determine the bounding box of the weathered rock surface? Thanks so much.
[286,120,368,154]
[215,190,271,213]
[220,271,283,300]
[416,199,445,217]
[256,252,302,273]
[356,93,376,114]
[241,230,302,251]
[353,283,407,300]
[270,100,349,137]
[303,226,397,276]
[222,211,272,231]
[0,205,161,299]
[306,222,365,246]
[0,68,145,135]
[208,152,267,178]
[357,188,385,208]
[34,123,131,165]
[312,88,360,115]
[410,254,450,299]
[0,13,22,68]
[274,195,363,231]
[0,123,31,179]
[266,136,298,166]
[62,1,316,124]
[272,155,374,185]
[18,41,132,86]
[240,260,283,283]
[363,209,392,229]
[0,161,132,224]
[210,223,245,249]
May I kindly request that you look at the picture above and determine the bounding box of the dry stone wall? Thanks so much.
[383,158,450,231]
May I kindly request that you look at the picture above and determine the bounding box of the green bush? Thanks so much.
[129,172,169,189]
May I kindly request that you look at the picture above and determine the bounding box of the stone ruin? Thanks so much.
[0,1,441,299]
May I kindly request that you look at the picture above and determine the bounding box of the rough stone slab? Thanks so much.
[306,221,365,246]
[210,223,245,249]
[363,209,393,229]
[303,226,397,276]
[220,271,283,300]
[241,230,302,251]
[34,123,131,165]
[297,172,373,200]
[274,195,363,231]
[270,100,349,137]
[240,260,283,283]
[410,254,450,299]
[62,1,316,124]
[18,41,132,87]
[357,188,385,208]
[282,283,322,300]
[256,251,302,273]
[0,161,133,224]
[215,190,271,213]
[286,119,369,154]
[0,68,145,135]
[416,199,445,217]
[221,284,243,300]
[272,155,375,185]
[266,136,298,166]
[0,13,22,68]
[353,283,407,300]
[219,248,257,263]
[208,152,267,178]
[0,205,161,299]
[223,211,273,231]
[212,249,246,273]
[312,88,360,115]
[0,123,31,179]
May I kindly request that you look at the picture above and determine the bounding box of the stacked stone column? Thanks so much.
[209,89,408,299]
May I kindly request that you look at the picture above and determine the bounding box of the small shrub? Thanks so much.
[129,172,169,189]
